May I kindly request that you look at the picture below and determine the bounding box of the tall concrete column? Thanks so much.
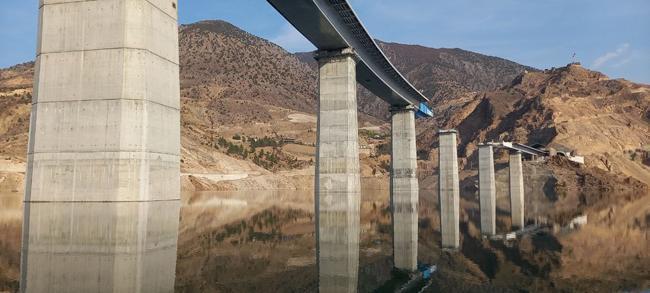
[314,48,360,293]
[390,106,419,272]
[478,144,496,236]
[509,151,525,229]
[21,1,181,292]
[438,130,460,249]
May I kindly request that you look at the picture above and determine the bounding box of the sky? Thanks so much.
[1,0,649,83]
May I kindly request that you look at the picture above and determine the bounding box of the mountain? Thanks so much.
[297,41,535,119]
[2,19,647,194]
[0,62,32,160]
[179,20,317,122]
[426,63,650,182]
[378,41,536,100]
[406,63,650,291]
[0,19,538,176]
[0,19,538,137]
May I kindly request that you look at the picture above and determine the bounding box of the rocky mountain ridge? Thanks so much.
[418,63,650,184]
[297,40,535,119]
[0,19,537,175]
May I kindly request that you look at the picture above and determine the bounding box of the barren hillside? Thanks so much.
[297,41,534,119]
[420,64,650,185]
[0,19,538,188]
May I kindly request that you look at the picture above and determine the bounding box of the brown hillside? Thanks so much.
[420,64,650,184]
[0,19,535,174]
[0,62,32,160]
[297,41,534,119]
[378,42,536,102]
[180,20,317,120]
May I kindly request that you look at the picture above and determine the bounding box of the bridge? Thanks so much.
[20,0,547,292]
[18,0,554,291]
[21,0,432,292]
[266,1,433,291]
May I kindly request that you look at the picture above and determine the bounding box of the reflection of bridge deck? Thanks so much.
[268,0,433,117]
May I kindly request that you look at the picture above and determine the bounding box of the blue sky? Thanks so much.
[1,0,649,83]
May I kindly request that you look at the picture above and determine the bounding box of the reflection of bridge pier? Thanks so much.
[21,0,181,291]
[315,48,361,293]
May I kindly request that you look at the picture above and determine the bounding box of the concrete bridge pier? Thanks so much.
[314,48,361,293]
[21,0,181,292]
[438,130,460,249]
[478,144,496,236]
[390,106,419,271]
[509,151,525,229]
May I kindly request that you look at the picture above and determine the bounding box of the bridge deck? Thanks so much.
[486,142,549,157]
[268,0,432,116]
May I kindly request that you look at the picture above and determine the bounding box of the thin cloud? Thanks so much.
[593,43,630,69]
[612,56,633,68]
[270,24,315,53]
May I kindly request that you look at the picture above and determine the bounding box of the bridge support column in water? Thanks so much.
[478,144,497,236]
[20,0,181,292]
[314,48,361,293]
[509,151,525,229]
[390,106,419,271]
[438,130,460,249]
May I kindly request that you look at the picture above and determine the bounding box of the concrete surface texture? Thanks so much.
[314,48,361,293]
[438,130,460,249]
[390,106,419,272]
[478,144,497,236]
[20,0,181,292]
[509,152,525,229]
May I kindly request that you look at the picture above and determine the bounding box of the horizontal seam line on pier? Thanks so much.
[39,0,94,8]
[26,247,178,255]
[33,98,180,111]
[40,0,178,22]
[28,150,179,156]
[37,46,179,66]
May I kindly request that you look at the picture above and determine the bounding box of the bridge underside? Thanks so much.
[268,0,431,115]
